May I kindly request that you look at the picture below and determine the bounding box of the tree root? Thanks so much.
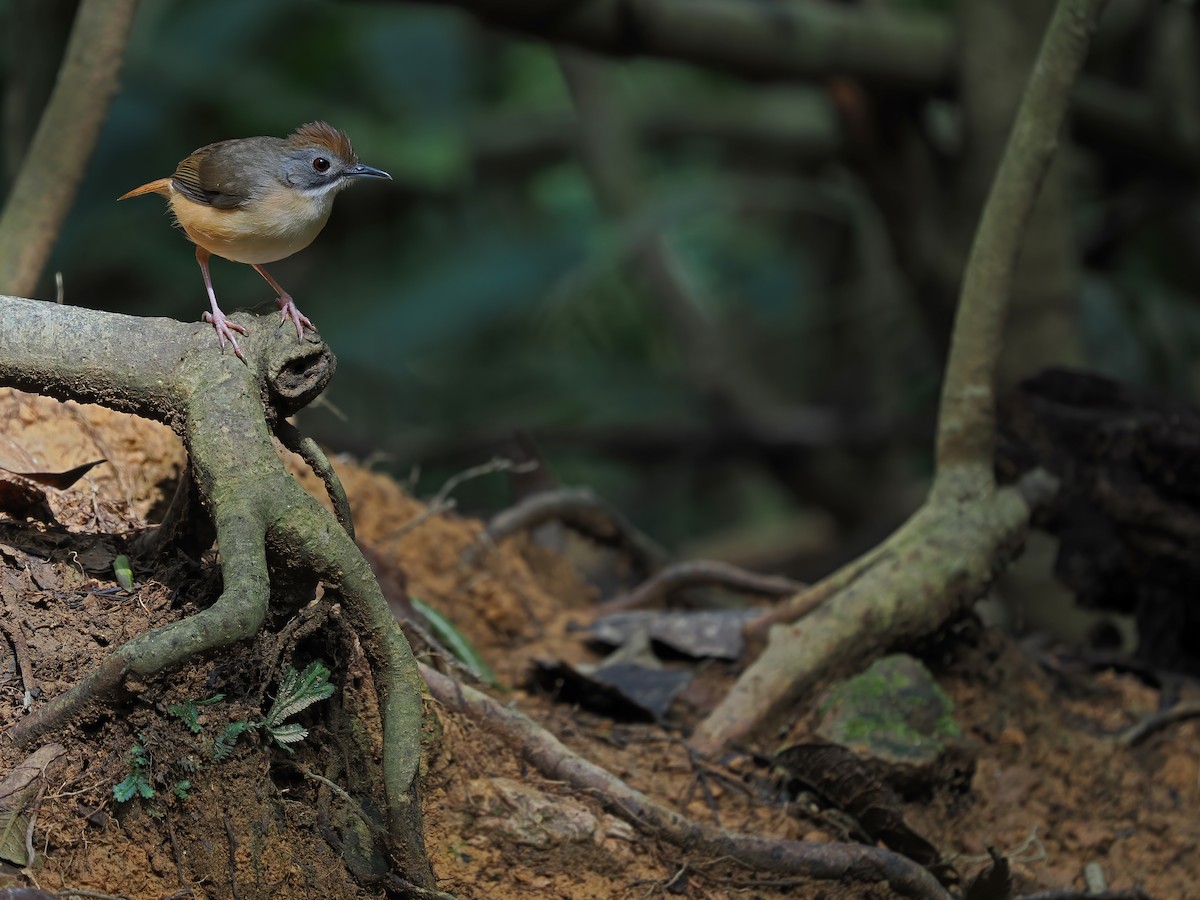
[466,486,670,571]
[744,541,887,637]
[276,418,355,539]
[0,298,434,888]
[420,663,951,900]
[594,559,805,617]
[694,0,1105,755]
[693,472,1056,755]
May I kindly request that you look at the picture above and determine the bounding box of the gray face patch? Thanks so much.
[282,148,351,194]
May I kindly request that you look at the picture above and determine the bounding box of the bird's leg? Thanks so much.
[196,247,248,360]
[252,264,313,341]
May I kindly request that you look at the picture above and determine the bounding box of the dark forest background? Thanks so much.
[4,0,1197,581]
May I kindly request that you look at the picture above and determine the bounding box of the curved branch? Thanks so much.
[594,559,804,616]
[421,665,950,900]
[934,0,1105,485]
[7,508,270,746]
[468,486,670,571]
[410,0,954,91]
[275,502,432,884]
[0,298,434,888]
[691,0,1106,755]
[0,0,140,295]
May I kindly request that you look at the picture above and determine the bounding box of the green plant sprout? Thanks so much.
[113,739,154,803]
[214,661,336,760]
[113,663,334,805]
[167,693,225,733]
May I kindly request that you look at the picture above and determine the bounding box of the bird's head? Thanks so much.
[279,121,391,198]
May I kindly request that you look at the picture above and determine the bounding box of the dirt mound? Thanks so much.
[1,391,1194,898]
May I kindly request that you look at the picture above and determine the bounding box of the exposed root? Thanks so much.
[276,419,354,539]
[745,541,888,637]
[0,593,40,704]
[1117,700,1200,748]
[594,559,805,617]
[420,664,951,900]
[465,486,670,571]
[692,483,1037,755]
[0,306,436,889]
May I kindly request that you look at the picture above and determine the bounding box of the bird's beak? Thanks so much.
[346,164,392,180]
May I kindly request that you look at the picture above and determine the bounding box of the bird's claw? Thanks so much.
[277,296,313,341]
[203,310,249,361]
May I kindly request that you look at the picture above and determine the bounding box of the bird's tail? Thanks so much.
[117,178,172,201]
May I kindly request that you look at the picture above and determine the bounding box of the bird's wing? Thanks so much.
[171,138,273,210]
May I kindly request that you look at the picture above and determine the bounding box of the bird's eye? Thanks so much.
[312,157,331,173]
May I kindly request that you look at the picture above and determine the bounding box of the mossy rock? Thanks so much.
[813,653,974,796]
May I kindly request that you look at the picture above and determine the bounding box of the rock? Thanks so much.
[467,777,598,848]
[813,653,974,797]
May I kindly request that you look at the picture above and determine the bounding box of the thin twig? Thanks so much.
[291,763,387,842]
[384,873,459,900]
[164,814,191,894]
[419,664,950,900]
[252,600,333,707]
[24,780,46,868]
[745,544,889,637]
[466,486,669,571]
[128,467,193,559]
[222,811,241,900]
[1117,701,1200,747]
[385,457,537,543]
[595,559,805,616]
[0,611,40,705]
[387,499,457,543]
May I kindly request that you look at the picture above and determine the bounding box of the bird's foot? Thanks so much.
[277,295,314,341]
[202,309,249,361]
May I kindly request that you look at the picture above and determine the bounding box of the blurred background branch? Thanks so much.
[0,0,139,295]
[403,0,955,89]
[2,0,1199,604]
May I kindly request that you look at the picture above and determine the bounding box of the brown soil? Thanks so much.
[0,388,1194,898]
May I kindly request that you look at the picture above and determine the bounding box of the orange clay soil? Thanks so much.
[0,387,1195,898]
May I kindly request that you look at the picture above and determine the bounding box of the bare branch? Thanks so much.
[467,486,670,571]
[407,0,954,91]
[0,0,140,295]
[935,0,1106,486]
[420,664,951,900]
[594,559,804,616]
[691,0,1107,755]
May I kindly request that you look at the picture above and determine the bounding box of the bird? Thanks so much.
[119,122,391,359]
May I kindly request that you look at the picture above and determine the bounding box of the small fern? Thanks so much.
[167,693,224,734]
[113,742,155,803]
[260,661,334,752]
[213,721,252,762]
[266,722,308,746]
[266,662,335,727]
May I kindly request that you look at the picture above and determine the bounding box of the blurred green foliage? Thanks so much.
[3,0,1197,565]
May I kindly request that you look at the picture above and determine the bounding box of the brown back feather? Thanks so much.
[170,138,273,209]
